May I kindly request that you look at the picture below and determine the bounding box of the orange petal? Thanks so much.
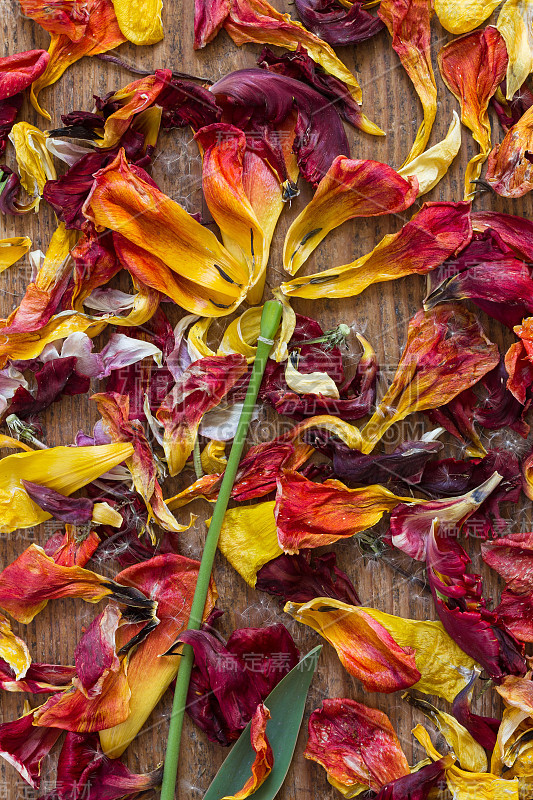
[486,104,533,197]
[378,0,437,165]
[221,704,274,799]
[438,26,508,198]
[284,598,421,693]
[30,0,126,119]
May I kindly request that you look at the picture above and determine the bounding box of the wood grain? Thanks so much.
[0,2,530,798]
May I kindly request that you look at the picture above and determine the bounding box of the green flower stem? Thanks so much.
[160,300,283,800]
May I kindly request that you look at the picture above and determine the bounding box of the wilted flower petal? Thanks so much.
[0,613,30,680]
[496,0,533,100]
[256,551,360,604]
[111,0,163,44]
[0,236,31,273]
[275,470,417,551]
[378,0,437,164]
[0,49,50,101]
[390,473,503,561]
[9,122,56,210]
[221,704,273,800]
[281,201,472,300]
[305,698,410,794]
[486,104,533,197]
[0,708,62,788]
[284,598,421,693]
[17,0,90,40]
[438,26,508,198]
[398,111,462,195]
[283,155,417,274]
[435,0,503,33]
[452,669,500,750]
[293,0,384,45]
[29,0,127,119]
[156,354,248,476]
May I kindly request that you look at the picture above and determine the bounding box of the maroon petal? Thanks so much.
[451,671,499,751]
[22,481,94,525]
[6,357,90,422]
[255,551,360,604]
[74,605,121,696]
[0,710,61,788]
[0,660,76,693]
[0,95,22,157]
[292,0,384,46]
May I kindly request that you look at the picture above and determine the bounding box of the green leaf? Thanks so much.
[203,645,322,800]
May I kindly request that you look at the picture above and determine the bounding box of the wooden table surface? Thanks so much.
[1,2,531,798]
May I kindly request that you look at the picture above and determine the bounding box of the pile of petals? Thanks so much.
[4,0,533,799]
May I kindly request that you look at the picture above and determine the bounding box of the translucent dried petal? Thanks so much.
[496,0,533,100]
[0,613,30,680]
[398,111,462,195]
[486,104,533,196]
[9,122,56,209]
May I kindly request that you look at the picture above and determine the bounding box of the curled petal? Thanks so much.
[452,669,500,751]
[482,531,533,593]
[84,150,248,315]
[293,0,384,45]
[486,104,533,197]
[44,523,101,567]
[0,709,62,788]
[435,0,503,33]
[156,354,248,476]
[372,757,452,800]
[275,470,416,551]
[283,155,418,275]
[359,305,499,453]
[93,392,188,534]
[390,473,503,561]
[9,122,56,209]
[255,551,360,604]
[17,0,90,40]
[379,0,437,164]
[30,0,126,120]
[305,698,410,794]
[284,598,421,693]
[0,660,76,693]
[281,201,472,299]
[0,97,23,157]
[496,0,533,100]
[53,731,163,800]
[74,605,121,697]
[0,50,50,101]
[0,443,133,534]
[0,236,31,273]
[222,704,273,799]
[112,0,163,44]
[398,111,462,196]
[100,554,217,757]
[0,613,30,680]
[438,26,508,198]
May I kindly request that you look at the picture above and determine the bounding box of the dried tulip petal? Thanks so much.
[0,50,50,101]
[0,661,76,693]
[156,354,248,476]
[30,0,127,120]
[275,470,417,551]
[0,96,23,157]
[285,598,421,693]
[293,0,384,45]
[390,473,503,561]
[283,155,418,274]
[17,0,90,40]
[482,531,533,593]
[0,443,133,534]
[281,201,472,300]
[495,591,533,642]
[397,111,462,195]
[372,757,452,800]
[9,122,56,209]
[44,523,101,567]
[83,150,249,316]
[0,613,30,680]
[51,731,163,800]
[0,543,153,623]
[93,392,188,533]
[112,0,163,44]
[221,704,273,799]
[363,608,480,701]
[360,306,498,453]
[438,26,508,198]
[486,104,533,196]
[100,554,217,757]
[496,0,533,100]
[427,521,526,681]
[256,551,360,604]
[452,669,500,751]
[74,605,121,697]
[0,708,62,788]
[305,698,410,794]
[378,0,437,164]
[435,0,503,33]
[0,237,31,273]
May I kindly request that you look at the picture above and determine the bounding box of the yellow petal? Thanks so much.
[201,440,227,474]
[188,318,215,360]
[404,695,487,772]
[399,111,462,196]
[0,237,32,274]
[497,0,533,99]
[0,434,33,452]
[214,501,283,586]
[111,0,164,44]
[218,293,296,364]
[0,613,31,680]
[435,0,503,33]
[288,415,364,450]
[8,123,56,210]
[0,444,134,534]
[413,725,519,800]
[364,608,480,702]
[284,354,340,398]
[91,502,123,527]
